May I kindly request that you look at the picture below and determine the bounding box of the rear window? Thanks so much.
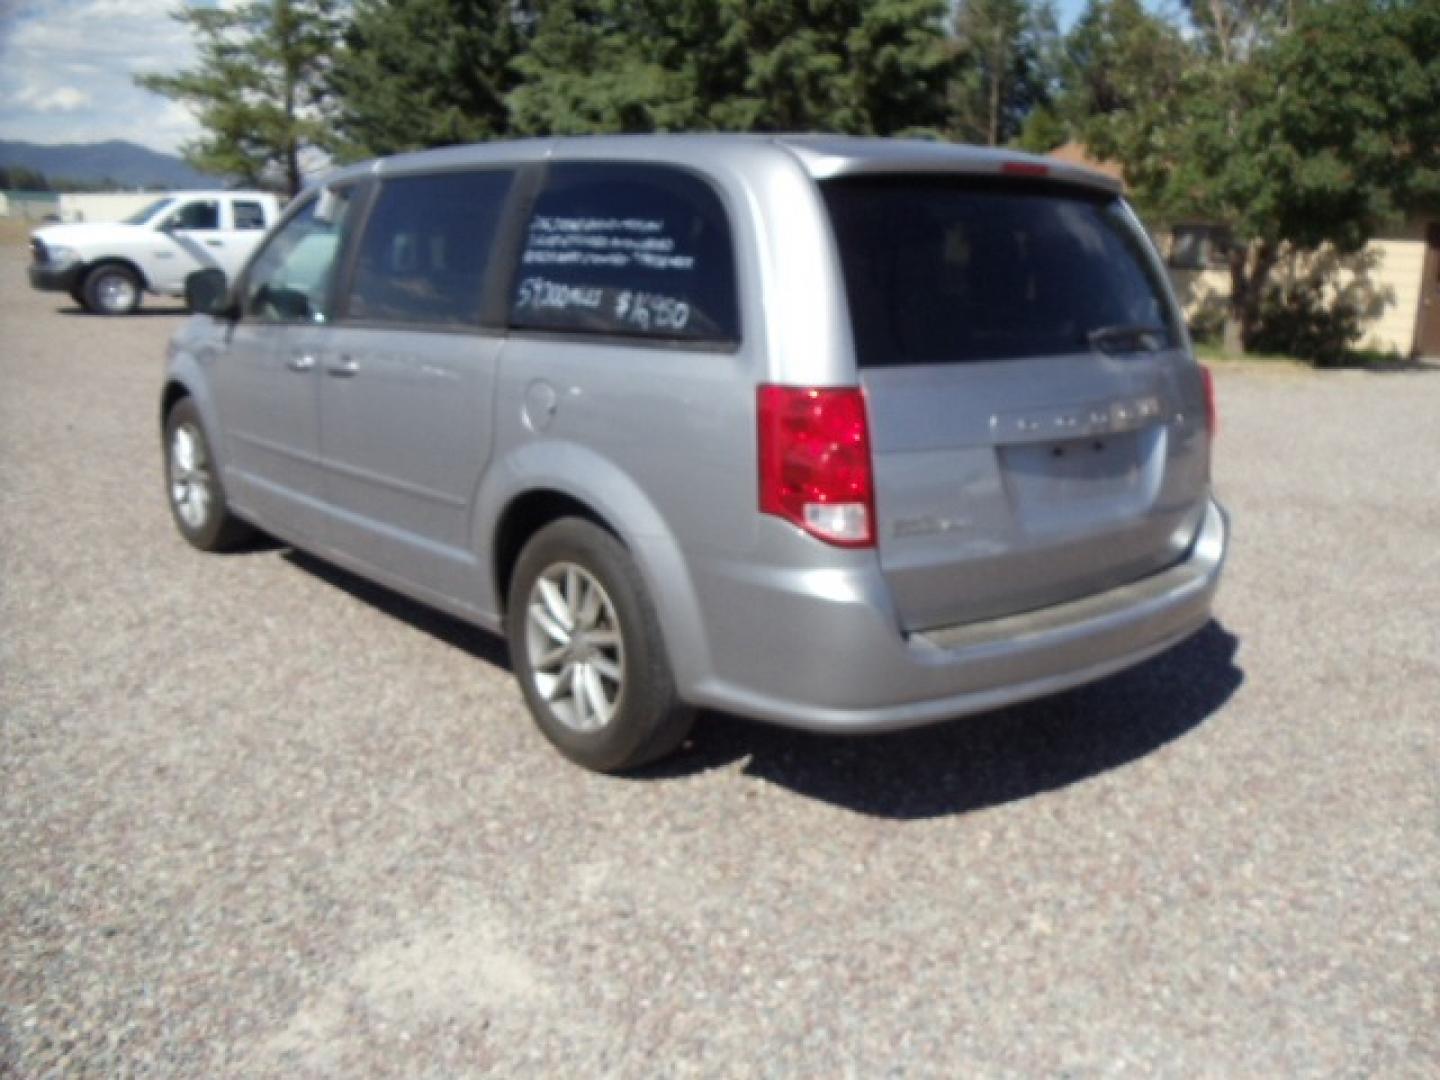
[508,163,739,345]
[822,177,1180,366]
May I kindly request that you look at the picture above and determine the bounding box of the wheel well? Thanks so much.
[493,490,616,613]
[160,381,189,429]
[82,257,149,291]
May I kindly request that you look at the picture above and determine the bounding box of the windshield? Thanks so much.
[123,197,176,226]
[822,177,1181,366]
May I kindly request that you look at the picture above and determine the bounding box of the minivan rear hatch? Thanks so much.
[822,175,1211,632]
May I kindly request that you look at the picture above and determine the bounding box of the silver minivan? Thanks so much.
[162,135,1228,772]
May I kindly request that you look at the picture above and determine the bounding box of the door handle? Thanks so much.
[205,239,224,248]
[326,355,359,377]
[286,353,316,372]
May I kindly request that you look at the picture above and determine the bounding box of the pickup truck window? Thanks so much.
[164,200,220,232]
[232,201,267,231]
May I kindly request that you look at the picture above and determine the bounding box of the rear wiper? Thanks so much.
[1086,324,1167,354]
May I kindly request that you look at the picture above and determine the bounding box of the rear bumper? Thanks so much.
[28,262,82,293]
[687,497,1229,733]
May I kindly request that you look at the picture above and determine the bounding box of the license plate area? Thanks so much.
[1000,428,1159,531]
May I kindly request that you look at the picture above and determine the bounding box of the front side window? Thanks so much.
[243,186,356,324]
[344,169,515,328]
[508,163,739,344]
[823,177,1180,366]
[164,200,220,231]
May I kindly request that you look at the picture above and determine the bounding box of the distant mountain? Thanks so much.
[0,139,219,189]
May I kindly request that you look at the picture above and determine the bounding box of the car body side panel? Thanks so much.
[313,326,504,607]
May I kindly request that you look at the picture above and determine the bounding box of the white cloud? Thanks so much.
[16,85,92,112]
[0,0,205,152]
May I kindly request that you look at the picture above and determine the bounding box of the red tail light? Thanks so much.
[1201,365,1218,437]
[757,385,875,548]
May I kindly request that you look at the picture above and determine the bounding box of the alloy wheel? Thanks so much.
[524,562,625,732]
[169,422,212,531]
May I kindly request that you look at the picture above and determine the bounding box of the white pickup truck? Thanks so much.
[28,191,282,315]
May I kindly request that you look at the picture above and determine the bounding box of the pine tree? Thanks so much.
[947,0,1059,146]
[136,0,342,194]
[507,0,951,138]
[328,0,533,159]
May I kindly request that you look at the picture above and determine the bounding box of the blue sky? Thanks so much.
[0,0,211,152]
[0,0,1102,155]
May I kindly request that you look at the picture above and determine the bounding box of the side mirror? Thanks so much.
[185,267,233,318]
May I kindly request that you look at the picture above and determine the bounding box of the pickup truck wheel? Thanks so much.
[163,398,254,551]
[84,263,141,316]
[507,518,693,773]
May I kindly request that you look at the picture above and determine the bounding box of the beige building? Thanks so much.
[1048,142,1440,358]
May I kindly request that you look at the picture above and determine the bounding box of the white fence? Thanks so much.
[58,193,165,224]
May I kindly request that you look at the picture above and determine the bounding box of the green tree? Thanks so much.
[948,0,1059,147]
[1180,0,1292,63]
[0,166,52,191]
[328,0,533,159]
[1165,0,1440,350]
[506,0,704,135]
[136,0,342,194]
[1056,0,1191,204]
[507,0,952,137]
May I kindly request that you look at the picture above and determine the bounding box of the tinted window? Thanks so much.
[822,178,1180,366]
[165,200,219,231]
[233,200,267,230]
[244,186,357,324]
[509,164,738,344]
[345,170,514,328]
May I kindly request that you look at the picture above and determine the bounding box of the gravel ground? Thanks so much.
[1,244,1436,1077]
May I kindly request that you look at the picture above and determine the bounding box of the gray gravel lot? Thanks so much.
[2,244,1437,1077]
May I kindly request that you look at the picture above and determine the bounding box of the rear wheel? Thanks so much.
[163,398,254,551]
[506,518,693,772]
[83,263,141,316]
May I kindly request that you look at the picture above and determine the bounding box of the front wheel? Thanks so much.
[163,398,254,551]
[506,518,693,772]
[83,263,142,316]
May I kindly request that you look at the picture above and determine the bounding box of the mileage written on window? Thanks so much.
[515,215,695,334]
[506,164,739,344]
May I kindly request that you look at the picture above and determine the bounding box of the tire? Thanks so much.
[82,262,142,316]
[68,280,87,309]
[163,397,254,551]
[506,518,693,772]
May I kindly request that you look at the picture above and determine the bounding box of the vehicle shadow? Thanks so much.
[644,620,1243,820]
[281,549,512,671]
[57,305,189,317]
[277,547,1241,821]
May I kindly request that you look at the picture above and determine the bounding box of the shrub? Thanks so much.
[1250,284,1363,367]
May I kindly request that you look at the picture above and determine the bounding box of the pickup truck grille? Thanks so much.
[30,238,48,265]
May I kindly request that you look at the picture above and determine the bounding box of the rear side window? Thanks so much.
[345,169,515,329]
[233,200,267,230]
[508,163,738,345]
[822,178,1180,366]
